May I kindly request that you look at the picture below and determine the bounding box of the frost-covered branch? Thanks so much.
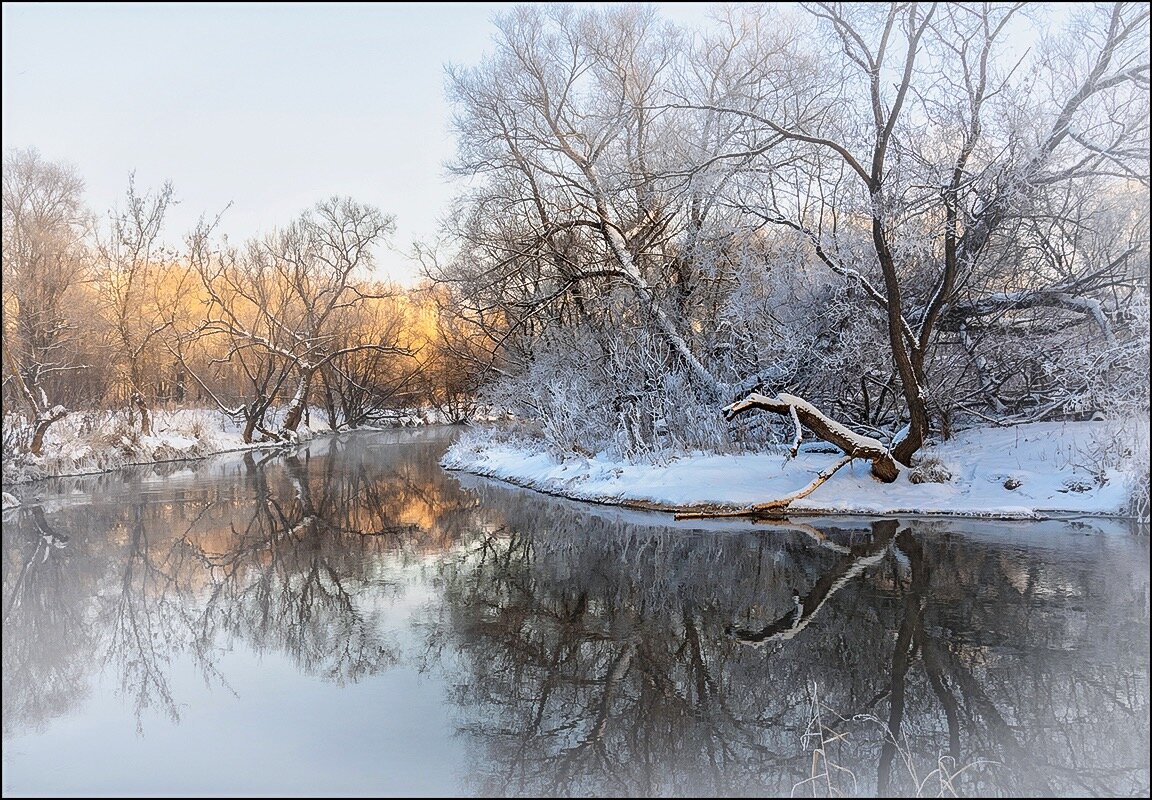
[724,392,900,482]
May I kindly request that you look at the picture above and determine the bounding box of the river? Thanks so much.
[2,428,1148,797]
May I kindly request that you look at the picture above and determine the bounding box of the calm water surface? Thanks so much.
[2,428,1148,797]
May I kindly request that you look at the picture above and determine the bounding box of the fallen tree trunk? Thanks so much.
[724,392,902,483]
[676,455,854,520]
[676,393,903,520]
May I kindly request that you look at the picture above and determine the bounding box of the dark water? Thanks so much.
[2,428,1148,798]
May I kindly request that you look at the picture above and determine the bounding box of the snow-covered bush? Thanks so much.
[1,407,251,484]
[1072,417,1151,522]
[908,456,953,484]
[478,323,787,463]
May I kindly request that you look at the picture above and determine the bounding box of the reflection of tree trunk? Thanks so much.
[109,504,181,728]
[728,519,898,645]
[589,639,636,743]
[531,591,588,734]
[682,608,716,706]
[3,507,69,623]
[940,632,1051,795]
[878,530,926,795]
[879,530,1031,795]
[920,637,961,763]
[679,607,726,796]
[284,455,316,517]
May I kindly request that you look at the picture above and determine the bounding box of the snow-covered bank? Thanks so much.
[442,420,1150,520]
[1,406,445,487]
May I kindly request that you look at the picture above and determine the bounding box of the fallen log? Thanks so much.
[724,392,901,482]
[676,455,853,520]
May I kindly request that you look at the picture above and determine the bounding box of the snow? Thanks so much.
[1,405,445,485]
[6,402,1145,522]
[442,419,1148,519]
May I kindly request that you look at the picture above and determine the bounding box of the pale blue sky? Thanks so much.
[2,2,716,284]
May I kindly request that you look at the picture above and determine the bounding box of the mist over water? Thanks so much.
[3,429,1148,797]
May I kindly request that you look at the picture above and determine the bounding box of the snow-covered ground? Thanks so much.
[442,419,1150,520]
[6,406,1147,521]
[0,406,443,488]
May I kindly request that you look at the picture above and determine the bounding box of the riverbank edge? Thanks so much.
[0,422,447,504]
[443,461,1138,523]
[441,420,1149,523]
[1,405,455,494]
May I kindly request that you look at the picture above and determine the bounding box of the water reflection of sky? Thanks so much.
[3,429,1149,797]
[5,637,466,796]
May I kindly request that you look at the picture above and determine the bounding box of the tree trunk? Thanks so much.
[242,399,270,444]
[319,369,339,431]
[29,419,52,457]
[724,392,901,482]
[131,391,152,436]
[29,406,68,456]
[282,370,314,434]
[4,347,68,456]
[242,415,258,444]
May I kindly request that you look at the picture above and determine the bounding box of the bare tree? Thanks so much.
[690,2,1149,464]
[95,176,190,435]
[1,148,93,455]
[441,5,720,391]
[185,197,412,441]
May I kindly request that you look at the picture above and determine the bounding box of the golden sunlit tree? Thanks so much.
[184,197,417,442]
[95,176,197,434]
[2,148,94,455]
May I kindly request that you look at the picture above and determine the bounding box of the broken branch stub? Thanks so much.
[724,392,900,482]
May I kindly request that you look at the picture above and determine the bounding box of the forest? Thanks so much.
[3,2,1149,512]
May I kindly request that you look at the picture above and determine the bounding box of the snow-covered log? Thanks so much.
[675,454,854,519]
[724,392,901,482]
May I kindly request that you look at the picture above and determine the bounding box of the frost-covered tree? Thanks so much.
[94,176,192,435]
[436,2,1149,491]
[439,5,726,388]
[185,197,412,441]
[700,2,1150,464]
[1,148,93,455]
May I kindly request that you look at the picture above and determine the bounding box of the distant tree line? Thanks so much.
[2,148,483,457]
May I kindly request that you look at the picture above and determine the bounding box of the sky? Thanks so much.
[2,2,716,285]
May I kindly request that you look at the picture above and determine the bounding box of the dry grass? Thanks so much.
[791,682,999,798]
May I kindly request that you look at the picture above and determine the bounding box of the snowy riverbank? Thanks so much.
[442,419,1150,520]
[1,406,443,488]
[6,410,1147,521]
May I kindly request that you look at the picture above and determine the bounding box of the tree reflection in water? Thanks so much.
[431,485,1150,798]
[2,431,1148,798]
[3,505,92,738]
[2,433,479,736]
